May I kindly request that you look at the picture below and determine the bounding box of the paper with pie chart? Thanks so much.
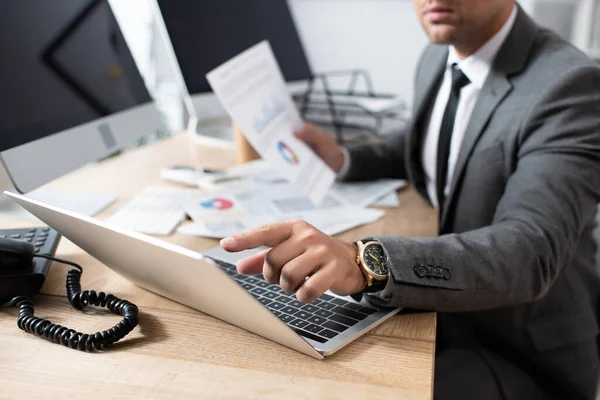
[183,194,249,223]
[206,41,335,205]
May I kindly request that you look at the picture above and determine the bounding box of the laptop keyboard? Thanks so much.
[210,258,379,343]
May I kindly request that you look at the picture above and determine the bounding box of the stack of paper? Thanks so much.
[178,206,385,239]
[178,161,404,239]
[329,179,406,208]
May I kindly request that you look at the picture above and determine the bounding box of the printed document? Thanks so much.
[329,179,407,207]
[373,192,401,207]
[197,160,406,208]
[206,41,335,204]
[178,207,385,239]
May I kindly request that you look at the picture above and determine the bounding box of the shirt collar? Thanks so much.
[447,5,518,89]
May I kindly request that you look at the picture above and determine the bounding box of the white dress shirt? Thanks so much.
[338,6,517,209]
[421,6,517,209]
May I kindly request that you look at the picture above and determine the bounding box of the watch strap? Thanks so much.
[363,278,387,293]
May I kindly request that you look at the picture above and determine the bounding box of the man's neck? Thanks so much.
[454,5,515,60]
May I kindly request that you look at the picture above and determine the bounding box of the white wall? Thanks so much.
[519,0,600,58]
[289,0,428,104]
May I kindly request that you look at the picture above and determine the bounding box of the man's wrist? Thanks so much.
[346,241,367,294]
[349,240,366,302]
[353,239,389,294]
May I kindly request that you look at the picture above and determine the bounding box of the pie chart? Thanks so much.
[277,141,299,165]
[200,197,234,211]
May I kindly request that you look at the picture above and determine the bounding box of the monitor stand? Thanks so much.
[189,116,235,147]
[0,190,32,219]
[0,168,115,219]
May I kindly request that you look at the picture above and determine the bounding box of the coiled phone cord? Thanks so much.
[4,254,139,351]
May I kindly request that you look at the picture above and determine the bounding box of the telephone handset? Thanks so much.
[0,227,59,301]
[0,228,138,351]
[0,236,36,271]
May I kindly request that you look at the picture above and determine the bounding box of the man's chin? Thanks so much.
[424,26,456,44]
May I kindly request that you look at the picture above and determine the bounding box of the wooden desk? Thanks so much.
[0,134,438,399]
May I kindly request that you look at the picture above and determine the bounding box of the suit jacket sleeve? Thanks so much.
[341,128,409,182]
[338,46,439,182]
[363,65,600,312]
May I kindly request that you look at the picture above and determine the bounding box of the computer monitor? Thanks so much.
[152,0,312,142]
[155,0,312,96]
[0,0,163,195]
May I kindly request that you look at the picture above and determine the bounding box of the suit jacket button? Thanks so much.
[414,265,427,277]
[439,267,451,280]
[426,265,436,276]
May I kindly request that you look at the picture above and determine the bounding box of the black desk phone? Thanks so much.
[0,226,138,351]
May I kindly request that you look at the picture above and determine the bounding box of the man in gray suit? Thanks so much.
[220,0,600,398]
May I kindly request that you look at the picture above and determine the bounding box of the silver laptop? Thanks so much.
[5,191,400,359]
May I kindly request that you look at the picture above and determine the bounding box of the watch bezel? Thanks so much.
[358,241,388,280]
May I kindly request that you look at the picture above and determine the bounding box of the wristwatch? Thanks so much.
[355,240,389,292]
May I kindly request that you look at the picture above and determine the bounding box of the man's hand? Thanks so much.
[294,123,345,173]
[220,220,367,303]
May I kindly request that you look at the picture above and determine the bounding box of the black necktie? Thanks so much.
[436,64,470,209]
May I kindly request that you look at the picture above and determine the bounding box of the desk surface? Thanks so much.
[0,134,438,399]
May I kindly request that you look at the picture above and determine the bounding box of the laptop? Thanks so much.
[5,191,400,359]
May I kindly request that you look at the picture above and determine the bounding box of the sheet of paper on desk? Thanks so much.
[196,159,288,191]
[373,192,401,207]
[197,161,405,209]
[182,192,260,223]
[329,179,407,207]
[195,162,343,214]
[182,184,343,224]
[178,207,384,239]
[205,41,335,204]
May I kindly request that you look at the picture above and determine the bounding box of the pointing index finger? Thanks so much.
[220,222,294,252]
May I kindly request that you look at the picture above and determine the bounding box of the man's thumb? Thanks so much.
[294,126,319,145]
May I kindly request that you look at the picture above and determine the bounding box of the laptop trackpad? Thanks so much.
[202,245,268,265]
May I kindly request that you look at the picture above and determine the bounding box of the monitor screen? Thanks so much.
[0,0,152,153]
[156,0,312,95]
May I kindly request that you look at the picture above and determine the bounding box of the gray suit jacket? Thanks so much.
[344,8,600,399]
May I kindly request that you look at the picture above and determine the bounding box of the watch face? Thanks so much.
[363,243,388,277]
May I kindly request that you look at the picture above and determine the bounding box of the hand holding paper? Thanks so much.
[206,41,335,204]
[293,122,346,173]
